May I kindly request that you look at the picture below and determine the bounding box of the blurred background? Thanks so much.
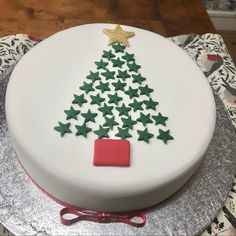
[203,0,236,62]
[0,0,235,62]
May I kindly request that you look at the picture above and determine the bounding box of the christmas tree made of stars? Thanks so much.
[54,25,173,144]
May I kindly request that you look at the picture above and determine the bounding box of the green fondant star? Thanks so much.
[121,115,137,130]
[95,81,110,93]
[112,43,126,53]
[143,98,159,110]
[98,103,114,116]
[72,94,87,107]
[90,93,105,106]
[102,50,115,61]
[152,113,168,126]
[111,57,125,68]
[95,59,108,70]
[64,106,80,120]
[132,73,146,84]
[81,109,97,123]
[127,62,141,73]
[116,103,131,116]
[125,86,139,99]
[115,127,132,140]
[117,69,131,81]
[103,116,119,130]
[139,85,154,97]
[54,122,72,137]
[101,69,115,80]
[79,81,95,94]
[122,52,135,62]
[137,128,154,143]
[94,125,109,138]
[137,112,153,126]
[128,99,143,112]
[86,71,100,83]
[157,129,174,144]
[112,80,126,91]
[75,123,92,137]
[108,92,122,105]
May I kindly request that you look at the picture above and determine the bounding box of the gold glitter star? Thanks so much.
[103,25,135,47]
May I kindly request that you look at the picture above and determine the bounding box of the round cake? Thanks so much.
[5,24,216,212]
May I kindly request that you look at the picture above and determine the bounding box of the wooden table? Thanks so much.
[0,0,215,37]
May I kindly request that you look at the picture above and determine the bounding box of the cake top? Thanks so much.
[6,23,215,188]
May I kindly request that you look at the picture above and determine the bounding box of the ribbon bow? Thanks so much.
[60,207,146,227]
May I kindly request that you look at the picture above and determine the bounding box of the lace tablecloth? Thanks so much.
[0,33,236,236]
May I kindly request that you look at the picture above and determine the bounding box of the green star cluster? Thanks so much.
[55,43,173,144]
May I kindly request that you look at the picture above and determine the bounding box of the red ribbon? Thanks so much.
[60,207,146,227]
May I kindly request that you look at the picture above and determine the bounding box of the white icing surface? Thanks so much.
[5,24,216,211]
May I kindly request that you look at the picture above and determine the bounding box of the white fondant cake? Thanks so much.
[5,24,216,212]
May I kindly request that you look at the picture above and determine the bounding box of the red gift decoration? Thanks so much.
[93,139,130,167]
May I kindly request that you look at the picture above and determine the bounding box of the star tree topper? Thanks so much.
[103,25,135,47]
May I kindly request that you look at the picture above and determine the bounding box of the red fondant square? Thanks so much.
[93,139,130,167]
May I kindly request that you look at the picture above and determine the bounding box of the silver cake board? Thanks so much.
[0,69,236,235]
